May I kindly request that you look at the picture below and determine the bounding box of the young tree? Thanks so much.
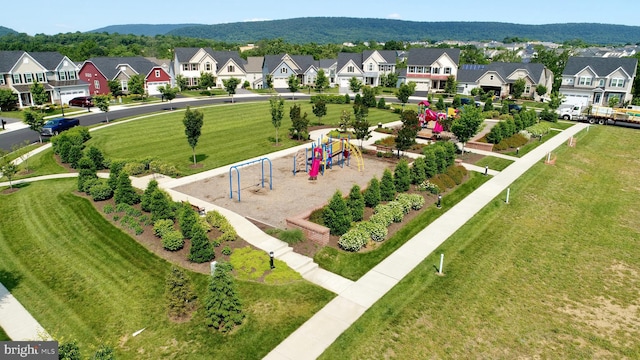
[312,98,327,123]
[150,188,175,221]
[380,168,396,201]
[0,88,18,112]
[270,96,284,145]
[394,159,411,192]
[288,103,309,140]
[158,84,178,109]
[165,266,197,319]
[338,109,351,133]
[395,110,419,157]
[323,190,352,236]
[0,152,18,189]
[483,97,494,111]
[179,202,200,239]
[410,157,427,185]
[114,171,140,205]
[30,82,48,111]
[107,79,122,97]
[265,74,274,90]
[512,78,526,99]
[76,156,97,193]
[205,262,244,332]
[347,184,365,222]
[363,177,381,208]
[396,82,415,109]
[175,74,188,92]
[535,85,548,100]
[287,74,299,100]
[352,103,371,148]
[183,107,204,165]
[349,76,363,93]
[23,110,45,143]
[315,69,328,93]
[128,74,146,99]
[436,96,446,110]
[107,160,125,191]
[189,225,214,263]
[199,72,216,90]
[444,75,458,95]
[223,77,241,103]
[362,86,377,108]
[93,94,111,122]
[141,179,159,212]
[451,105,484,154]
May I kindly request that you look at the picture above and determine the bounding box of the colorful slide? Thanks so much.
[308,147,323,180]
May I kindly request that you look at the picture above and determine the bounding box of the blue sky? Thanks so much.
[5,0,640,35]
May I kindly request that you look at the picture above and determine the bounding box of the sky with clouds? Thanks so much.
[4,0,640,35]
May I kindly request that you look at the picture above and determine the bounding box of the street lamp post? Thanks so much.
[269,251,275,269]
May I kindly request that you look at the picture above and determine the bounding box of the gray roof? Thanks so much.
[457,62,546,83]
[337,52,363,72]
[244,56,264,73]
[362,50,398,64]
[173,47,200,63]
[85,56,161,79]
[406,48,461,66]
[263,54,318,75]
[0,51,24,72]
[174,47,247,71]
[319,58,337,69]
[562,56,638,77]
[29,51,65,70]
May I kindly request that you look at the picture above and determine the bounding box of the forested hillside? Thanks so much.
[91,24,203,36]
[0,26,17,37]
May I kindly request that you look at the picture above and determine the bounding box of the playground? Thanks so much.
[173,146,397,230]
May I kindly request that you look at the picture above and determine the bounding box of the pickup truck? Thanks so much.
[40,117,80,136]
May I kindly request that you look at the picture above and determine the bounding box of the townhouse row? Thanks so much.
[0,47,636,108]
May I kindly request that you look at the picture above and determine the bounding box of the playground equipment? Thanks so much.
[292,135,363,178]
[229,157,272,202]
[417,100,458,134]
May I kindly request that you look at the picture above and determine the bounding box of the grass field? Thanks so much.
[319,125,640,358]
[1,147,68,182]
[0,179,333,359]
[87,101,401,175]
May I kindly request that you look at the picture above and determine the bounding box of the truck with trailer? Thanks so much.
[557,105,640,129]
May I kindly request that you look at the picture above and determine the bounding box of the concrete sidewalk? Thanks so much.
[264,123,589,360]
[0,283,51,341]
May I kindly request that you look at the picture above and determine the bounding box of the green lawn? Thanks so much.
[320,125,640,358]
[1,146,68,182]
[87,101,401,175]
[0,179,333,359]
[474,156,514,171]
[0,326,9,341]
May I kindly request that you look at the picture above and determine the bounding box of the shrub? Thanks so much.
[418,180,440,194]
[188,226,214,263]
[377,97,386,109]
[205,262,244,332]
[356,221,388,242]
[346,184,365,222]
[445,165,465,185]
[103,204,115,214]
[338,228,368,252]
[115,202,130,213]
[212,239,221,247]
[162,230,185,251]
[380,169,396,201]
[393,159,411,192]
[114,171,140,205]
[90,181,114,201]
[435,173,456,189]
[154,219,175,238]
[86,146,105,170]
[363,177,381,208]
[107,160,126,191]
[372,204,394,226]
[394,193,413,214]
[123,162,145,175]
[140,180,158,212]
[408,193,425,210]
[221,246,232,256]
[410,157,427,185]
[323,190,352,236]
[150,189,175,221]
[429,176,447,193]
[387,201,405,222]
[276,228,305,244]
[179,202,199,239]
[165,266,197,319]
[206,210,226,228]
[113,215,120,221]
[218,223,237,242]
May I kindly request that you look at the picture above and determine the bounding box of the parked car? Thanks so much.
[68,96,93,107]
[507,104,522,113]
[461,98,483,107]
[40,117,80,136]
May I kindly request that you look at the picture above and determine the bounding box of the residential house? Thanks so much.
[244,56,264,89]
[79,56,171,97]
[262,54,317,89]
[335,52,363,91]
[405,48,461,92]
[457,62,553,101]
[0,50,89,107]
[319,58,338,87]
[172,48,247,89]
[335,50,399,92]
[559,56,638,106]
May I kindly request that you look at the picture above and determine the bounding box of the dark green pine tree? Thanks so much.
[394,159,411,192]
[411,157,427,185]
[165,266,197,319]
[150,189,175,221]
[141,179,159,212]
[363,177,381,208]
[380,168,396,201]
[179,202,199,239]
[114,171,140,205]
[323,190,352,236]
[346,184,365,222]
[205,262,244,332]
[188,225,214,263]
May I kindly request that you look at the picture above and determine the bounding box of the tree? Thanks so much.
[199,72,216,90]
[107,79,122,97]
[107,160,125,191]
[394,159,411,192]
[183,107,204,165]
[347,184,365,222]
[76,156,97,193]
[548,91,564,110]
[0,151,18,189]
[436,96,445,110]
[287,74,299,100]
[410,157,427,185]
[451,105,484,154]
[380,168,396,201]
[175,74,188,92]
[396,82,415,109]
[58,341,81,360]
[158,84,178,109]
[512,78,526,99]
[531,47,569,92]
[270,96,284,146]
[93,94,111,122]
[150,188,176,221]
[362,86,377,108]
[483,97,494,111]
[23,110,45,143]
[188,225,214,263]
[12,140,31,172]
[205,262,244,332]
[352,103,371,148]
[608,96,620,108]
[30,82,48,111]
[165,266,197,319]
[114,171,140,205]
[265,74,274,90]
[338,110,351,133]
[535,85,548,99]
[444,75,457,95]
[223,77,241,103]
[395,110,419,157]
[141,179,158,212]
[363,177,381,208]
[0,88,18,111]
[179,202,200,239]
[128,74,146,99]
[315,69,328,93]
[312,98,327,123]
[289,103,309,140]
[323,190,352,235]
[349,76,363,93]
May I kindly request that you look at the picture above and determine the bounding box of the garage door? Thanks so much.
[147,82,167,95]
[61,90,88,105]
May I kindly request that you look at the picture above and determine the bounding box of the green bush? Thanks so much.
[188,226,214,263]
[323,190,352,236]
[418,179,440,194]
[86,146,105,170]
[408,193,425,210]
[338,228,368,252]
[346,184,365,222]
[410,157,427,185]
[435,173,456,189]
[387,201,405,222]
[212,239,221,247]
[394,193,413,214]
[153,219,175,238]
[310,94,346,104]
[445,165,465,185]
[179,202,199,239]
[380,169,396,201]
[377,97,386,109]
[205,210,226,228]
[429,176,447,192]
[90,181,114,201]
[161,230,185,251]
[221,246,232,256]
[115,202,130,213]
[218,223,237,242]
[141,180,158,212]
[150,189,175,221]
[372,204,394,226]
[103,204,115,214]
[393,159,411,192]
[275,228,305,244]
[355,221,388,242]
[123,162,145,176]
[114,171,140,205]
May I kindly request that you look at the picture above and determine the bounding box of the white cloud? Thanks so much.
[387,13,402,19]
[243,18,271,22]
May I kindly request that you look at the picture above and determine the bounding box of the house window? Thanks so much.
[59,71,66,81]
[155,70,160,78]
[408,66,415,73]
[182,64,189,71]
[368,64,373,71]
[425,67,431,74]
[525,84,531,94]
[598,79,605,87]
[610,78,625,87]
[37,73,46,82]
[578,76,592,86]
[12,74,21,84]
[348,66,354,73]
[94,80,100,89]
[190,64,198,71]
[24,73,33,83]
[68,71,76,80]
[0,77,4,85]
[228,65,235,72]
[281,67,288,74]
[490,75,494,80]
[121,80,128,92]
[432,67,440,74]
[205,62,211,71]
[444,67,451,74]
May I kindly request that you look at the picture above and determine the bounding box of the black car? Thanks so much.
[507,104,522,113]
[68,96,93,107]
